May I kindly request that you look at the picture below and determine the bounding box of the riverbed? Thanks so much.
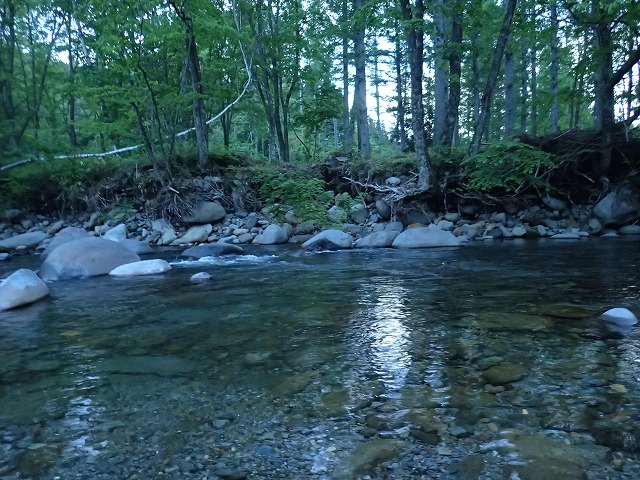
[1,238,640,479]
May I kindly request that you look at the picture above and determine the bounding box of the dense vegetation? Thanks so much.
[0,0,639,215]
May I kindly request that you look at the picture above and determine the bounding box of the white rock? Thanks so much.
[600,308,638,326]
[109,259,171,277]
[255,224,288,245]
[103,223,128,241]
[436,220,454,230]
[0,269,50,311]
[327,205,347,223]
[619,225,640,235]
[302,230,353,250]
[550,232,582,239]
[354,231,399,248]
[512,226,527,237]
[392,225,462,248]
[172,224,213,245]
[0,231,48,250]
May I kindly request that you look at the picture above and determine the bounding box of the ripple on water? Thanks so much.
[1,242,640,478]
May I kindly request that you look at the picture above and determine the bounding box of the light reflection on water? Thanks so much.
[352,282,411,393]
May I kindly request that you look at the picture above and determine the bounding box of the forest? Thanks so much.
[0,0,639,214]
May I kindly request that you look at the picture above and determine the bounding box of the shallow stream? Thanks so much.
[1,238,640,479]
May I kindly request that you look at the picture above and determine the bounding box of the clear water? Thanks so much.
[1,238,640,479]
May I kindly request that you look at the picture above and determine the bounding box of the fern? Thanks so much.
[463,141,556,193]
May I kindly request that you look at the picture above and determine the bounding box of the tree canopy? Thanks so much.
[1,0,639,185]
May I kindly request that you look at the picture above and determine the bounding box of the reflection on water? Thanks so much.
[351,282,411,393]
[1,240,640,478]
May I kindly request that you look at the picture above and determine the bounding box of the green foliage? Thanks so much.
[350,152,417,180]
[253,167,330,226]
[463,141,556,193]
[2,157,124,212]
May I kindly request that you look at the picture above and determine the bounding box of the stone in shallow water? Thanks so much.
[190,272,212,283]
[500,431,606,480]
[600,307,638,326]
[448,454,486,480]
[333,438,406,480]
[482,362,529,385]
[99,356,197,376]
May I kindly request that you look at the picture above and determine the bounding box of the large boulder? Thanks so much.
[354,231,399,248]
[180,243,244,259]
[0,231,48,250]
[0,269,50,311]
[254,224,288,245]
[392,224,462,248]
[172,224,213,245]
[302,229,353,250]
[182,201,226,224]
[39,237,140,281]
[42,227,90,258]
[593,184,640,226]
[109,259,171,277]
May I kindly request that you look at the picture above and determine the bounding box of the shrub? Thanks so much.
[463,141,556,193]
[254,167,330,226]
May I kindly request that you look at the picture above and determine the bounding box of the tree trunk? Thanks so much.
[342,0,351,150]
[354,0,370,158]
[394,30,408,151]
[442,2,462,150]
[220,111,232,148]
[520,40,528,135]
[432,0,447,147]
[549,0,559,133]
[399,0,432,190]
[470,27,480,129]
[504,40,515,138]
[0,0,18,150]
[186,34,209,169]
[530,47,538,136]
[67,12,77,148]
[374,50,382,156]
[469,0,517,156]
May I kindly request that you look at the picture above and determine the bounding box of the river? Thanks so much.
[1,238,639,479]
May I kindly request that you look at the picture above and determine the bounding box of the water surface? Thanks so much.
[1,238,640,479]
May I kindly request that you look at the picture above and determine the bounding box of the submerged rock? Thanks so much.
[482,362,529,385]
[0,268,50,311]
[180,243,244,259]
[333,438,405,480]
[190,272,212,283]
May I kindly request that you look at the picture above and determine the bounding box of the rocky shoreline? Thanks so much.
[1,179,639,252]
[1,180,640,310]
